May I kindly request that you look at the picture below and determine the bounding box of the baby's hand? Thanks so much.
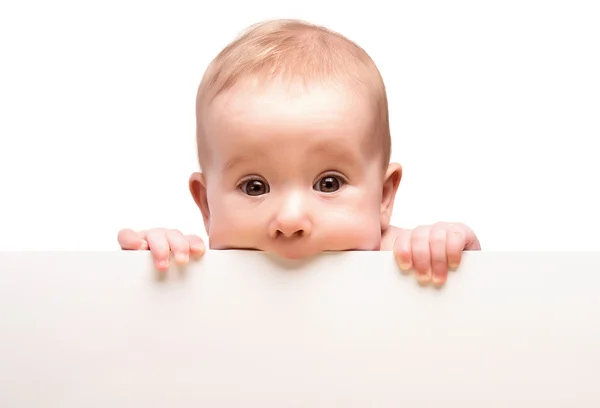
[117,228,206,271]
[383,223,481,285]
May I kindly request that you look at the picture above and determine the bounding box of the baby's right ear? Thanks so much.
[189,172,210,234]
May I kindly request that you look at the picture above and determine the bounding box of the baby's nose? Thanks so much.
[269,193,312,238]
[274,223,309,239]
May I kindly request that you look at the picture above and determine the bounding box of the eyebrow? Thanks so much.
[221,143,360,173]
[221,154,266,173]
[308,143,360,167]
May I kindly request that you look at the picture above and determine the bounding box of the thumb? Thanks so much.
[117,228,148,250]
[461,225,481,251]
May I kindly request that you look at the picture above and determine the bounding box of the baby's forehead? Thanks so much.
[197,79,386,170]
[213,93,369,144]
[219,77,366,111]
[207,79,373,130]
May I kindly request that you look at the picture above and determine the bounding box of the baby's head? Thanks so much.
[189,19,402,259]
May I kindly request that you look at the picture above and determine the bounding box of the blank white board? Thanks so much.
[1,250,599,407]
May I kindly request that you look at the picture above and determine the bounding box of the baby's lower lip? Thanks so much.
[277,248,320,260]
[215,244,321,260]
[280,252,305,260]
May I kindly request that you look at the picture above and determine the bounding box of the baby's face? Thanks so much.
[190,80,400,259]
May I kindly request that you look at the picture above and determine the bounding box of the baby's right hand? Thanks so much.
[117,228,206,271]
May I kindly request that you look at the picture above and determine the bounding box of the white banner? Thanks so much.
[1,250,599,406]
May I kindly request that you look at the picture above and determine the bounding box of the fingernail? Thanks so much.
[432,274,445,285]
[157,260,169,270]
[417,270,431,282]
[395,256,411,270]
[139,241,148,250]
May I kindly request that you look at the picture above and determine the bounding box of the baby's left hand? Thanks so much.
[382,222,481,285]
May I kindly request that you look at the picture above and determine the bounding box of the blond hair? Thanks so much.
[195,19,391,168]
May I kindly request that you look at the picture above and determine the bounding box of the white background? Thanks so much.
[1,0,598,251]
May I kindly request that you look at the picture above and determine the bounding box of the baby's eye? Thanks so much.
[314,176,343,193]
[240,179,269,196]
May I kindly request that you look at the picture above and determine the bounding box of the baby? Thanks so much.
[118,19,481,285]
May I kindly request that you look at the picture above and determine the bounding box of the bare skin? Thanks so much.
[118,222,480,285]
[119,80,481,285]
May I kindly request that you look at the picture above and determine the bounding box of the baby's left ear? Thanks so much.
[380,162,402,230]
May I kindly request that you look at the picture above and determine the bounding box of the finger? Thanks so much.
[145,229,171,271]
[429,225,448,285]
[446,223,466,269]
[461,223,481,251]
[411,226,432,282]
[167,229,191,264]
[392,229,413,271]
[185,235,206,256]
[117,229,148,250]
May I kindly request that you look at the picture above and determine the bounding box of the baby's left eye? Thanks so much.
[314,176,343,193]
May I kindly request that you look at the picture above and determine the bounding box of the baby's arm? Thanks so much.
[117,228,205,271]
[382,223,481,285]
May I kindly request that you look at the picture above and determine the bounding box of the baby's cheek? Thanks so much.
[350,195,383,248]
[208,202,265,248]
[319,205,381,250]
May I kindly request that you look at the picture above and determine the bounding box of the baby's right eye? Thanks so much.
[239,179,270,196]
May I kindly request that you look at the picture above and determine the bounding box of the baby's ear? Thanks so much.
[380,162,402,230]
[189,172,210,234]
